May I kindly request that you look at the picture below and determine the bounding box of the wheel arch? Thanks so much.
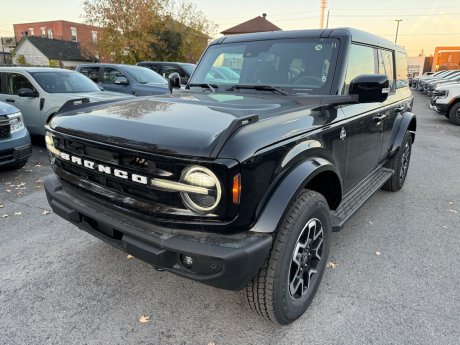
[447,96,460,115]
[390,111,416,157]
[250,157,342,234]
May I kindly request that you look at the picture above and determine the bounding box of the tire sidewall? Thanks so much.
[272,196,331,323]
[449,103,460,125]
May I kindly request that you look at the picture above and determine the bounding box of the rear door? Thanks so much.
[0,72,41,134]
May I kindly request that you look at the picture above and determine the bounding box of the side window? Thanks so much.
[395,51,409,89]
[79,67,99,82]
[163,65,185,78]
[378,49,395,90]
[103,68,126,84]
[6,73,36,95]
[343,44,377,94]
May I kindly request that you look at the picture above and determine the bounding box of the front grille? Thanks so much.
[0,124,10,138]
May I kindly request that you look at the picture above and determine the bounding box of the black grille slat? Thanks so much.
[0,125,10,138]
[0,149,14,162]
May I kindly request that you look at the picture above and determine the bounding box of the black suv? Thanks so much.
[44,28,415,325]
[136,61,196,85]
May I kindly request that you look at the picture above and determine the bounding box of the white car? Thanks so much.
[430,82,460,125]
[0,67,134,135]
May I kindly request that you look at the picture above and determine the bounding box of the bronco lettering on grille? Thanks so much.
[58,151,148,185]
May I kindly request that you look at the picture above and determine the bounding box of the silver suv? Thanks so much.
[0,67,133,135]
[431,82,460,125]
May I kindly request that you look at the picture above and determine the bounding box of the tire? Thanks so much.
[245,190,331,324]
[448,103,460,126]
[382,131,413,192]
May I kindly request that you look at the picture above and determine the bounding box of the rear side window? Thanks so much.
[395,51,409,88]
[79,66,99,82]
[343,44,377,94]
[378,49,395,90]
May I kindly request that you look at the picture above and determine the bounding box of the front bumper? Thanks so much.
[430,97,449,114]
[0,128,32,167]
[44,174,272,290]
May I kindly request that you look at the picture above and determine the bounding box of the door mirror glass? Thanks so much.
[349,74,389,103]
[17,88,37,97]
[114,76,129,85]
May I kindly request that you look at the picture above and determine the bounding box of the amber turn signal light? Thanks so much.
[232,174,241,205]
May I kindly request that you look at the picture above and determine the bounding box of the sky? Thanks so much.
[1,0,459,57]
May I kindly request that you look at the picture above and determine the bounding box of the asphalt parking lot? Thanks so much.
[1,92,459,345]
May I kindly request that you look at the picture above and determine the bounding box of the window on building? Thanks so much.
[41,27,46,38]
[71,27,77,42]
[92,31,98,43]
[47,29,53,39]
[28,28,34,36]
[343,44,377,94]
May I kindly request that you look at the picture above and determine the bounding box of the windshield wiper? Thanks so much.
[188,83,217,92]
[228,84,289,95]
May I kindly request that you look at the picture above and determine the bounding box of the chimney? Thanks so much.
[262,13,267,19]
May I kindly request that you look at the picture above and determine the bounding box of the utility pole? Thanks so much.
[394,19,403,44]
[320,0,328,29]
[326,9,330,28]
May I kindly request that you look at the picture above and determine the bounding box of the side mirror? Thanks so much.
[349,74,389,103]
[114,76,129,85]
[18,88,37,97]
[168,72,181,92]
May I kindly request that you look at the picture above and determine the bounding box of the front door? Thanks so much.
[0,72,41,134]
[101,67,131,94]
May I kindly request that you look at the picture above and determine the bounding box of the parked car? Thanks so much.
[417,70,460,92]
[431,82,460,125]
[425,72,460,96]
[44,28,415,324]
[136,61,196,85]
[0,67,134,135]
[77,63,169,96]
[410,71,434,88]
[0,101,31,169]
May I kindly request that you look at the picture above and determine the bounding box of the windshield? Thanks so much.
[181,64,196,75]
[189,38,339,95]
[31,71,101,93]
[122,65,168,84]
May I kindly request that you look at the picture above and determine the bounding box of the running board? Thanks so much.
[331,168,394,232]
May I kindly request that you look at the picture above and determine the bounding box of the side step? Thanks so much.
[331,167,394,232]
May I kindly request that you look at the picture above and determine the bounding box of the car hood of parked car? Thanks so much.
[63,91,135,101]
[0,101,19,116]
[48,91,337,158]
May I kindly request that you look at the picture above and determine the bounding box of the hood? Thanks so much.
[64,91,135,101]
[0,101,19,116]
[436,82,460,91]
[49,91,324,158]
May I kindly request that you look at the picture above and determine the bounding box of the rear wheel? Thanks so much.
[382,131,412,192]
[448,103,460,125]
[245,190,331,324]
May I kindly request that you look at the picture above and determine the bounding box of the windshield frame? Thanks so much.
[188,38,340,96]
[30,71,101,94]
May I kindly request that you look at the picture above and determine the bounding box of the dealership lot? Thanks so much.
[0,92,459,344]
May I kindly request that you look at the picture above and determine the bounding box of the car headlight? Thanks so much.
[7,112,25,134]
[179,166,222,214]
[45,131,61,156]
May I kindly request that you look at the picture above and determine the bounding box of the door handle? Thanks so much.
[395,105,405,112]
[373,114,386,122]
[5,98,15,103]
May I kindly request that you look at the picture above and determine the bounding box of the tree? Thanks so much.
[82,0,215,63]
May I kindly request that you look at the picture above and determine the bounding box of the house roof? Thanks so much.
[221,14,281,35]
[19,36,91,61]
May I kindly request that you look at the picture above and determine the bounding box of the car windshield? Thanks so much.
[189,38,339,95]
[30,71,101,93]
[180,64,196,75]
[122,65,167,84]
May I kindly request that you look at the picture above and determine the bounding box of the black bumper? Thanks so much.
[430,98,449,114]
[44,174,272,290]
[0,144,32,167]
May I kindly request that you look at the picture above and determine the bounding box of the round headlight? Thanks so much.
[180,166,221,214]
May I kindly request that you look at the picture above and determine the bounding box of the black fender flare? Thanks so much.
[390,111,416,157]
[250,157,341,234]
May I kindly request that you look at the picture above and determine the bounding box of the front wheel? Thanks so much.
[382,132,413,192]
[245,190,331,324]
[448,103,460,126]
